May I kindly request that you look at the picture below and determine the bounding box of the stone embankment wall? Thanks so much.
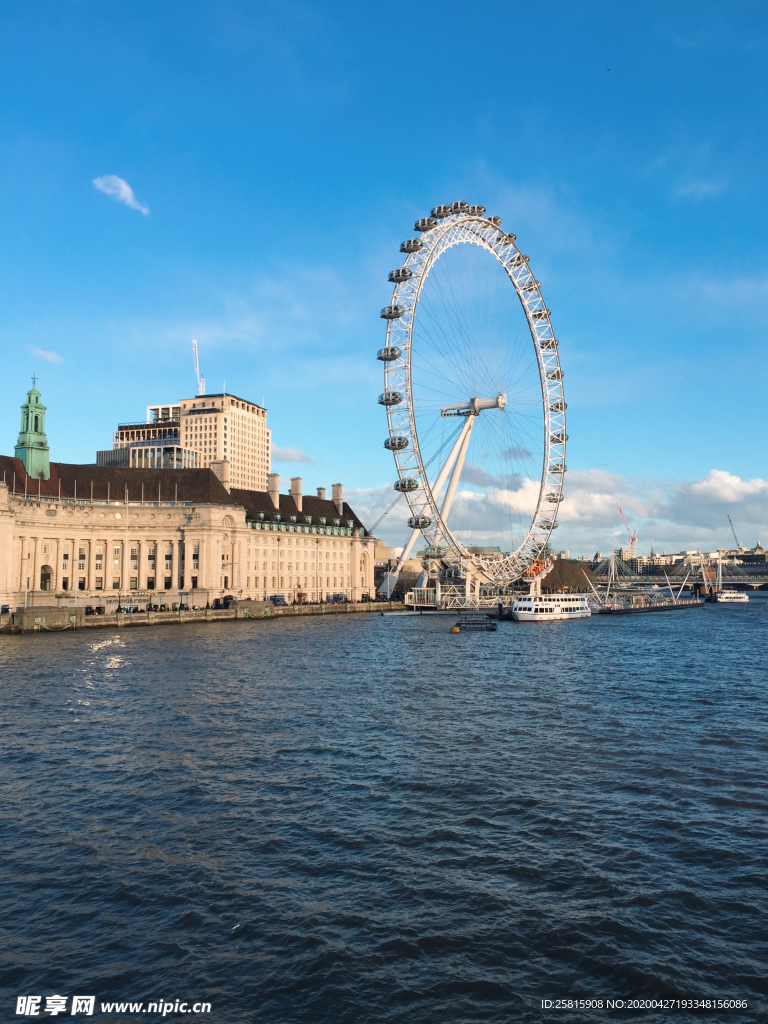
[1,602,404,634]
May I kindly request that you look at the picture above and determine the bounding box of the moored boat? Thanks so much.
[511,593,591,621]
[713,589,749,603]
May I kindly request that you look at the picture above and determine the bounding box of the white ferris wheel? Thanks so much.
[378,201,566,598]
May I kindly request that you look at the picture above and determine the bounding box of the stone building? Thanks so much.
[0,385,374,609]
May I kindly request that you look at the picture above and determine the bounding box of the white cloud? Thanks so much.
[28,346,63,363]
[93,175,149,215]
[272,445,316,464]
[347,467,768,556]
[558,468,768,555]
[674,179,725,201]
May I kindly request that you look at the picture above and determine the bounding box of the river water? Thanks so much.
[1,604,766,1023]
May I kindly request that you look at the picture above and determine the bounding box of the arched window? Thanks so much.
[34,415,39,432]
[40,565,53,591]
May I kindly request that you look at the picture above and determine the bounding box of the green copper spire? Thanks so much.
[15,375,50,480]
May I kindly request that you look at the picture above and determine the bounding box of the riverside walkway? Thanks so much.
[1,601,404,634]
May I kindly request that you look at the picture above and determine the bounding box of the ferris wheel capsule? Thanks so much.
[380,305,404,319]
[400,239,423,254]
[377,346,401,361]
[414,217,437,233]
[468,205,486,216]
[450,201,469,214]
[394,478,418,492]
[487,216,502,226]
[378,390,403,406]
[408,515,431,528]
[384,436,408,451]
[431,204,453,219]
[388,268,413,283]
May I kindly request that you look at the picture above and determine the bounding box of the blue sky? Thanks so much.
[1,1,766,553]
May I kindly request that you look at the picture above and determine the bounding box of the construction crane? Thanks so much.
[616,502,637,557]
[192,338,205,397]
[727,514,740,550]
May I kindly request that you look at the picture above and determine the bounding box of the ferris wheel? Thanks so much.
[377,201,566,595]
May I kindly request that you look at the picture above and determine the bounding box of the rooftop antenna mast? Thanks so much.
[192,338,206,397]
[727,514,740,549]
[616,502,637,557]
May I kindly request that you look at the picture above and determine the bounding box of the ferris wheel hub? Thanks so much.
[440,393,507,417]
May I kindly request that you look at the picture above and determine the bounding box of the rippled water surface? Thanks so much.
[1,605,767,1022]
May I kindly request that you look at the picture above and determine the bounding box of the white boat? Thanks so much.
[511,593,591,621]
[713,589,749,603]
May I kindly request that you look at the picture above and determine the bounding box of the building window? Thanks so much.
[79,578,86,591]
[191,577,198,589]
[147,577,155,590]
[61,577,68,591]
[112,578,120,590]
[224,576,229,588]
[95,577,103,590]
[164,577,172,590]
[130,577,138,590]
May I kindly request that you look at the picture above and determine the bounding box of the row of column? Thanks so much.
[14,530,374,600]
[15,536,200,595]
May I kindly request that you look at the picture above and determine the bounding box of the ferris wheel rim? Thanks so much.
[379,207,566,584]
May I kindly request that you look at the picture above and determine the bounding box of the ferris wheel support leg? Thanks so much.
[377,529,421,598]
[434,415,475,547]
[430,415,474,501]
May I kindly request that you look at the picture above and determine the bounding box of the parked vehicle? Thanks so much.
[1,604,10,615]
[269,594,288,607]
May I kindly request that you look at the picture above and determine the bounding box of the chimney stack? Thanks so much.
[332,482,343,515]
[290,476,303,512]
[211,458,231,492]
[316,487,326,500]
[268,472,280,509]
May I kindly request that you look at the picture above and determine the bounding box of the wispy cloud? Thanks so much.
[272,445,316,464]
[28,346,63,363]
[93,175,149,215]
[674,178,725,201]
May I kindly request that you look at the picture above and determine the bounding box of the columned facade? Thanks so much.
[0,481,377,610]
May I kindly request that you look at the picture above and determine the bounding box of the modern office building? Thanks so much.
[178,393,270,491]
[105,393,271,490]
[103,402,199,470]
